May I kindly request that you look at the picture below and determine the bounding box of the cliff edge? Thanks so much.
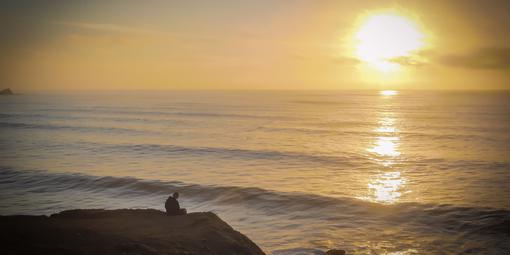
[1,209,266,255]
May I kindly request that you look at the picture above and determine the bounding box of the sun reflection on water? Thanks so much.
[368,171,407,203]
[368,136,400,157]
[363,90,407,204]
[378,116,395,126]
[385,249,419,255]
[380,90,398,96]
[375,126,396,133]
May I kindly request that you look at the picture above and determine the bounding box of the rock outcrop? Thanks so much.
[0,88,13,95]
[1,209,266,255]
[326,249,346,255]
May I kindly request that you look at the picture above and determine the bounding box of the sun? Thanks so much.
[353,12,426,72]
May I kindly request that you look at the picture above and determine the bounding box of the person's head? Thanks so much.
[172,192,179,199]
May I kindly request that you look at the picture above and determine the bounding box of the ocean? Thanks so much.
[1,90,509,254]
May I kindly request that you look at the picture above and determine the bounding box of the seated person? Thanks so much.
[165,192,187,216]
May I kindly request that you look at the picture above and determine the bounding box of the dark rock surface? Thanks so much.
[1,209,266,255]
[325,249,346,255]
[0,88,13,95]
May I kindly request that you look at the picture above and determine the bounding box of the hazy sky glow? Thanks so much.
[1,0,510,90]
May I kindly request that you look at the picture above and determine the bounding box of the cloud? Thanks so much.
[51,20,272,46]
[439,47,510,69]
[330,56,361,66]
[52,21,165,35]
[388,56,427,67]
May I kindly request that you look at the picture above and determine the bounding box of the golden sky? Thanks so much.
[1,0,509,90]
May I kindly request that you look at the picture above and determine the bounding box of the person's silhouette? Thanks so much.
[165,192,186,215]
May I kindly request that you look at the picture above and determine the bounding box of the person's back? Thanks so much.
[165,192,186,216]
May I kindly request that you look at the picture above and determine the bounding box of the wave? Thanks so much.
[77,142,370,168]
[31,108,302,121]
[0,113,48,119]
[0,121,150,135]
[98,139,507,171]
[292,100,370,107]
[257,125,509,143]
[0,112,167,123]
[3,119,507,147]
[2,132,507,172]
[1,168,509,237]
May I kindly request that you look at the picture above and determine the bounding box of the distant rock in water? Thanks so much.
[326,249,346,255]
[1,209,266,255]
[0,88,13,95]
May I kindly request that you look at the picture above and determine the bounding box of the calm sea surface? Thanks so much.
[1,90,509,254]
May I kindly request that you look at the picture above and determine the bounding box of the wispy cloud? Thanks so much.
[439,47,510,69]
[51,21,167,36]
[331,56,362,66]
[50,20,288,46]
[388,55,427,67]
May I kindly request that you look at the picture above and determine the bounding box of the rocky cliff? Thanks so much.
[1,209,266,255]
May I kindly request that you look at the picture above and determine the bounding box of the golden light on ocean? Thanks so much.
[380,90,399,96]
[362,91,408,204]
[368,171,407,204]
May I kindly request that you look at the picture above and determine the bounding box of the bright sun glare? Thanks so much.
[354,13,425,72]
[380,90,398,96]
